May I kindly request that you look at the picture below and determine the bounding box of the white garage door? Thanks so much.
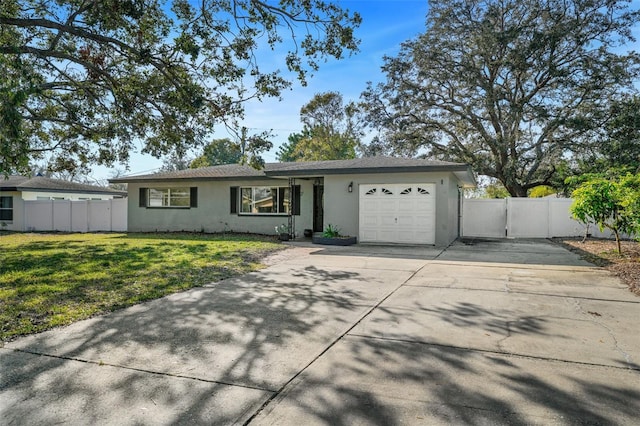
[359,183,436,244]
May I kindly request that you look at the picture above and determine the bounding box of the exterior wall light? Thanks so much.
[348,182,353,193]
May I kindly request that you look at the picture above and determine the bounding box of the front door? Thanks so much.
[313,185,324,232]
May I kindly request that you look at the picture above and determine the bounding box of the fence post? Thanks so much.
[547,198,551,238]
[505,197,511,237]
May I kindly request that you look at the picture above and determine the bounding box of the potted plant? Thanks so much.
[275,224,291,241]
[312,224,357,246]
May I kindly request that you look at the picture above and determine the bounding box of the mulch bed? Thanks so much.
[554,238,640,296]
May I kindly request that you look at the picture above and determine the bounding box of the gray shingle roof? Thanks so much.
[110,164,267,182]
[110,157,471,183]
[1,175,126,195]
[265,157,469,176]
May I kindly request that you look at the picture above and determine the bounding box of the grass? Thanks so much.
[0,232,283,342]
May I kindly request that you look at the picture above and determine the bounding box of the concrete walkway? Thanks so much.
[2,239,639,425]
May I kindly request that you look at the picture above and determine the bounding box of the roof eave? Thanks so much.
[265,164,471,178]
[454,167,477,188]
[109,175,276,184]
[16,187,126,195]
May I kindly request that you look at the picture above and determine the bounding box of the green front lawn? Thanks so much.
[0,233,282,342]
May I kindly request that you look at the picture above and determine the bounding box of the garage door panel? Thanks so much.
[361,215,378,226]
[397,203,415,213]
[361,199,380,211]
[380,215,396,226]
[360,230,379,241]
[378,230,398,241]
[378,205,396,213]
[412,231,433,242]
[397,215,416,226]
[359,183,436,245]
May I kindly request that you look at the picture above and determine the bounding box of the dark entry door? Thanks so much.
[313,185,324,232]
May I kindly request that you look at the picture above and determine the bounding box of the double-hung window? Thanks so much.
[0,196,13,221]
[241,187,289,214]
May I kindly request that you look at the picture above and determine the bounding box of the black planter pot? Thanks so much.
[279,233,290,241]
[311,236,357,246]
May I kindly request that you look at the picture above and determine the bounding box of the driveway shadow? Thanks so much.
[1,263,372,424]
[257,335,640,424]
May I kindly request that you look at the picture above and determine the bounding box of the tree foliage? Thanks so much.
[483,181,509,199]
[160,152,193,172]
[275,131,308,162]
[282,91,363,161]
[235,127,273,169]
[573,95,640,175]
[189,127,272,168]
[363,0,640,196]
[528,185,555,198]
[570,173,640,253]
[0,0,361,175]
[190,138,242,168]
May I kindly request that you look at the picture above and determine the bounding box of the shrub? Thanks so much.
[323,224,341,238]
[570,173,640,254]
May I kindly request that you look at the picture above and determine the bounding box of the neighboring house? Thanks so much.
[112,157,475,246]
[0,175,126,231]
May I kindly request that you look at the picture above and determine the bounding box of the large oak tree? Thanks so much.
[0,0,361,175]
[363,0,640,196]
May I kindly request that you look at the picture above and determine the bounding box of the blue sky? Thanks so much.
[93,0,430,180]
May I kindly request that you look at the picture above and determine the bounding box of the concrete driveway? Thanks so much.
[1,239,639,425]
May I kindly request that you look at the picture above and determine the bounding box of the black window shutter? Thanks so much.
[230,186,238,214]
[278,187,286,213]
[293,185,301,215]
[139,188,147,207]
[190,187,198,208]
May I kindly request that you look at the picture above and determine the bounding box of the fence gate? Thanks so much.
[462,198,613,239]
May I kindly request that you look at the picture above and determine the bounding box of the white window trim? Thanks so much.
[240,186,290,215]
[148,187,190,208]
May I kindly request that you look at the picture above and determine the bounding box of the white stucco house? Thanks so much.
[111,157,476,246]
[0,175,126,231]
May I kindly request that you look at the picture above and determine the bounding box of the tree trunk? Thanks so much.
[614,229,622,254]
[504,182,528,197]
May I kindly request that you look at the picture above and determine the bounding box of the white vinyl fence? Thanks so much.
[23,199,127,232]
[462,198,614,239]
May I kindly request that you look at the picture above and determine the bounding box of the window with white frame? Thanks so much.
[0,196,13,221]
[148,188,190,207]
[241,186,290,214]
